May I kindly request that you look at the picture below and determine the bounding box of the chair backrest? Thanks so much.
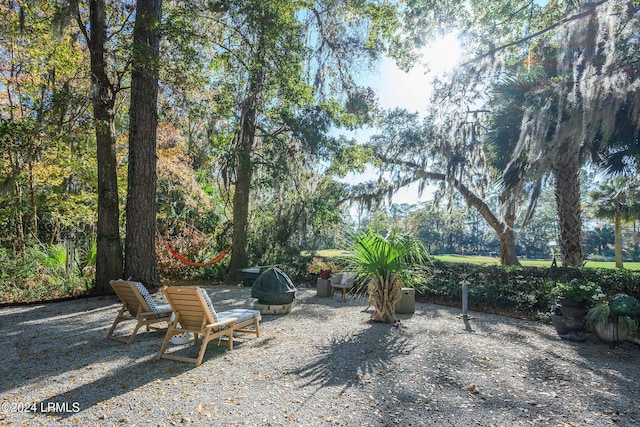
[341,273,356,286]
[331,274,344,286]
[110,280,154,316]
[163,287,216,332]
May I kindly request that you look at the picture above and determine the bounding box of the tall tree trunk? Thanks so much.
[226,132,255,283]
[13,179,25,253]
[226,102,256,284]
[554,150,584,267]
[226,41,266,284]
[498,194,520,266]
[392,170,521,265]
[614,212,623,269]
[28,160,37,239]
[89,0,123,293]
[65,239,74,278]
[124,0,162,289]
[499,232,519,265]
[448,174,520,266]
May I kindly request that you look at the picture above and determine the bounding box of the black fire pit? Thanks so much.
[251,267,296,305]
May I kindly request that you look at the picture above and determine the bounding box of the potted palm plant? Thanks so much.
[345,227,427,324]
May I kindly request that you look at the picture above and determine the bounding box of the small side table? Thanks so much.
[395,287,415,314]
[316,278,331,297]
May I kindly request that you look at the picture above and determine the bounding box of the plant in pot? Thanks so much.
[586,299,639,343]
[552,278,606,332]
[307,257,338,279]
[344,227,427,324]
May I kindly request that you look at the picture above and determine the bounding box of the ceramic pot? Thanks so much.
[593,320,631,343]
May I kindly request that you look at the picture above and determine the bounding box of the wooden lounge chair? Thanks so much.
[107,279,173,344]
[159,286,261,366]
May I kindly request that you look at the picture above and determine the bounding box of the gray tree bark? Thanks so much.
[88,0,123,293]
[124,0,162,289]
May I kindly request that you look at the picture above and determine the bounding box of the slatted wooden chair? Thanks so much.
[159,286,261,366]
[107,280,173,344]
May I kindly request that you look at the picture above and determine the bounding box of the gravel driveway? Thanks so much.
[1,284,638,426]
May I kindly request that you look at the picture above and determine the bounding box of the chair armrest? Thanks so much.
[206,318,238,329]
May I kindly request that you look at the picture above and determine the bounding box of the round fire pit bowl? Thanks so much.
[251,267,296,305]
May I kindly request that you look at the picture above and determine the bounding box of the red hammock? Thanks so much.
[162,240,232,267]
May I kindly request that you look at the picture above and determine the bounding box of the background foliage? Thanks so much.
[1,1,640,309]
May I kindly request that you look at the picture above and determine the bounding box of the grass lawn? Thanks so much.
[435,254,533,265]
[434,254,640,270]
[306,250,640,270]
[301,249,350,258]
[435,254,553,267]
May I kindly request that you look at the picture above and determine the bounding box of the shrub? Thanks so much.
[414,260,640,319]
[0,246,92,303]
[552,279,606,306]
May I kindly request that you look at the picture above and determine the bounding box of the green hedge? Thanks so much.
[417,260,640,315]
[292,255,640,318]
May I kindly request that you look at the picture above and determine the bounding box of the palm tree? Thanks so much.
[484,68,550,266]
[346,227,427,324]
[510,3,640,267]
[589,178,640,269]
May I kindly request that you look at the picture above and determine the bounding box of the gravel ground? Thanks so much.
[1,284,639,427]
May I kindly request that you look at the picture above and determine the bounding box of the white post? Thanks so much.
[461,280,470,319]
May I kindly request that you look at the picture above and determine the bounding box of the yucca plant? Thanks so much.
[346,228,428,323]
[42,244,67,271]
[79,239,97,278]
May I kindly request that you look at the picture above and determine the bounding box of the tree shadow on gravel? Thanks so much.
[0,296,128,393]
[554,338,640,423]
[32,353,192,420]
[412,303,640,425]
[286,322,417,394]
[505,345,640,426]
[0,295,194,420]
[283,295,640,426]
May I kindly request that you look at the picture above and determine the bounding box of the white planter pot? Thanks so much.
[593,320,629,343]
[170,332,191,345]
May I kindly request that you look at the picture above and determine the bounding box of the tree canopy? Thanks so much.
[1,0,640,299]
